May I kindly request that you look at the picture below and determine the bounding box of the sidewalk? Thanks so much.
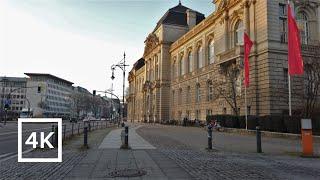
[65,125,192,180]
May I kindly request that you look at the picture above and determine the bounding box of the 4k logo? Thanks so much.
[25,132,55,149]
[18,118,62,162]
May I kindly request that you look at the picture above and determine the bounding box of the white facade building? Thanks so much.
[25,73,73,118]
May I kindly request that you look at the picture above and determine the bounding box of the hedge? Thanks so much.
[206,114,320,135]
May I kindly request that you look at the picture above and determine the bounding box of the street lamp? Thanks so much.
[110,52,128,123]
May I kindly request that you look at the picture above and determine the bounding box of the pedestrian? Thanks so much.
[183,117,187,127]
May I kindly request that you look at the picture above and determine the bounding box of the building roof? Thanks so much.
[134,58,145,71]
[24,73,74,85]
[153,3,205,32]
[0,76,27,82]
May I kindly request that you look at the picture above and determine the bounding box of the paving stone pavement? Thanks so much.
[2,124,319,180]
[65,149,192,180]
[136,125,320,180]
[99,125,155,150]
[66,125,191,179]
[0,126,115,180]
[0,148,86,180]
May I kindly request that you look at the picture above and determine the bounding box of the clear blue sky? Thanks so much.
[0,0,214,97]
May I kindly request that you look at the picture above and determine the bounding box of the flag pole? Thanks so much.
[245,85,248,130]
[288,71,292,116]
[287,0,292,116]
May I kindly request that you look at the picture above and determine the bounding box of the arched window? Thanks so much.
[297,12,309,44]
[235,21,244,46]
[207,81,213,101]
[188,52,193,73]
[208,40,215,64]
[197,47,203,69]
[179,56,184,76]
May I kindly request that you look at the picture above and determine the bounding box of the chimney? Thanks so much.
[187,9,197,29]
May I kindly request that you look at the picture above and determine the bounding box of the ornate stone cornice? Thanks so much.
[143,33,159,57]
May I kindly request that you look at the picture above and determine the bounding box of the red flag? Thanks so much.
[244,32,253,88]
[288,3,304,75]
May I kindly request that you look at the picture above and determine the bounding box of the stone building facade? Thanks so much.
[127,0,320,123]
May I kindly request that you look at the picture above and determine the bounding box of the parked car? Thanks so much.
[83,116,95,122]
[69,118,78,123]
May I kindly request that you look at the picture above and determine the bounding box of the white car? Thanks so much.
[83,116,95,122]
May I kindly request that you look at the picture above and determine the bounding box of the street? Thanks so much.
[0,121,86,161]
[1,123,319,179]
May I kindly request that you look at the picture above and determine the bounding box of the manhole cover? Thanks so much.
[108,169,147,177]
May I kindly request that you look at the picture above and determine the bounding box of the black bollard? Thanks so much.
[208,125,213,150]
[125,126,129,147]
[84,127,88,147]
[71,123,74,136]
[256,126,262,153]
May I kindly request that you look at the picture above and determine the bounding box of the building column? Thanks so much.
[192,43,197,70]
[224,12,229,51]
[244,1,250,34]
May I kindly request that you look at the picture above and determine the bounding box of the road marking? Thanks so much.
[0,148,33,163]
[0,152,16,159]
[0,127,52,136]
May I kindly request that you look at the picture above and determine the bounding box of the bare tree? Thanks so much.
[70,92,88,119]
[213,63,241,116]
[303,59,320,118]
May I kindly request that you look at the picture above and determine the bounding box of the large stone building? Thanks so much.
[127,0,320,123]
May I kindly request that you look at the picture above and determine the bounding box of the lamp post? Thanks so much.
[111,52,128,123]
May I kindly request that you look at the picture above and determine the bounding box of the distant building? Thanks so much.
[71,86,92,119]
[0,77,27,120]
[25,73,73,118]
[102,96,121,119]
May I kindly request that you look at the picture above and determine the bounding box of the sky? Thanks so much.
[0,0,214,98]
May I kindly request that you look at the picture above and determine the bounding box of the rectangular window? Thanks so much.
[196,85,201,103]
[279,3,287,43]
[247,106,251,116]
[186,87,191,103]
[283,68,288,89]
[207,83,213,101]
[206,109,212,116]
[223,108,227,114]
[196,110,201,120]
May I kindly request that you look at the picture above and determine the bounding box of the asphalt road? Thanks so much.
[0,121,76,161]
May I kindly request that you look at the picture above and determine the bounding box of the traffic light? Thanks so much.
[37,86,41,93]
[93,90,96,96]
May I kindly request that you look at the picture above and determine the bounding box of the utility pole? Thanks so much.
[111,52,128,123]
